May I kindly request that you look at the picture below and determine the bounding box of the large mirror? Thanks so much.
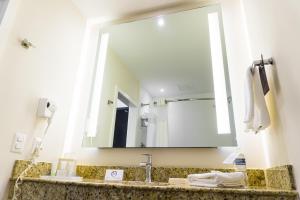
[84,4,237,148]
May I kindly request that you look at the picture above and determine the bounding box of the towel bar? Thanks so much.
[251,54,273,73]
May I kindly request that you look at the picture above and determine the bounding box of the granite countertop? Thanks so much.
[14,177,298,197]
[9,161,299,199]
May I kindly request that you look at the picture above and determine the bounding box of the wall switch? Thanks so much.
[11,132,27,153]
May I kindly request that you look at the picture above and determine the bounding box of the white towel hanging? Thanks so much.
[244,66,270,133]
[244,66,254,123]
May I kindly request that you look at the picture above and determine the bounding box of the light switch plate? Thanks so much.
[11,132,27,153]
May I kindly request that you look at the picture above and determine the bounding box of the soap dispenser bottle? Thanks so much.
[234,153,248,187]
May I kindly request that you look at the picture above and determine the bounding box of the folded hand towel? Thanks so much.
[187,171,245,188]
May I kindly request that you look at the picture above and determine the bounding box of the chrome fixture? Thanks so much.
[141,97,215,107]
[20,39,35,49]
[107,100,114,105]
[251,54,273,73]
[139,154,152,183]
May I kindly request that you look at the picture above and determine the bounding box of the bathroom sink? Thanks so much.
[40,175,83,182]
[112,181,170,186]
[38,177,170,187]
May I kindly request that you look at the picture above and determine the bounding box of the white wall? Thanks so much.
[0,0,21,60]
[241,0,300,191]
[0,0,86,198]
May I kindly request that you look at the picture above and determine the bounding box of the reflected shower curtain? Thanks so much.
[145,113,156,147]
[146,98,169,147]
[145,99,169,147]
[154,106,169,147]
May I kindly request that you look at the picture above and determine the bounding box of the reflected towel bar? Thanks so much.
[141,97,215,107]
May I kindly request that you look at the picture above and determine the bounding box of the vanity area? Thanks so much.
[5,1,300,200]
[9,160,298,200]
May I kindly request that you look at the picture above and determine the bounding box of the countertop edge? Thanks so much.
[10,177,298,197]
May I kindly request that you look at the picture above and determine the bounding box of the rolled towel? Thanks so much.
[187,171,245,188]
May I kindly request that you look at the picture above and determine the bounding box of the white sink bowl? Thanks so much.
[40,175,83,182]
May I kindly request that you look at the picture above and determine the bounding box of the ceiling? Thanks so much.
[105,5,222,98]
[71,0,215,22]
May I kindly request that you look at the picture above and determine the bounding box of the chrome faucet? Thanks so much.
[139,154,152,183]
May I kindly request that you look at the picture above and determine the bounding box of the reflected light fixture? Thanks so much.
[160,88,165,93]
[157,17,165,27]
[87,33,110,137]
[208,12,231,134]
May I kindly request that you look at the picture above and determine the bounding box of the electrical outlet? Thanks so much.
[11,132,27,153]
[31,137,42,156]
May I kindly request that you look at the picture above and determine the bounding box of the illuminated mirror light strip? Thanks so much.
[208,12,231,134]
[63,24,93,154]
[86,33,109,137]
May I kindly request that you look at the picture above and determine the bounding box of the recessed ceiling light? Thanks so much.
[157,17,165,27]
[160,88,165,93]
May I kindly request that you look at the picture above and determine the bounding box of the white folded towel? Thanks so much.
[244,66,270,133]
[187,171,245,188]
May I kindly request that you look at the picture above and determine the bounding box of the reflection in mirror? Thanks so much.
[0,0,9,24]
[84,4,237,148]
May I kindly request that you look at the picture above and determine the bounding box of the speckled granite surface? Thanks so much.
[13,160,296,190]
[247,169,266,187]
[8,178,298,200]
[76,165,146,182]
[10,161,298,200]
[11,160,51,179]
[77,165,266,187]
[265,165,296,190]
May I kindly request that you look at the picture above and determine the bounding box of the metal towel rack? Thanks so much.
[141,97,215,107]
[251,54,273,73]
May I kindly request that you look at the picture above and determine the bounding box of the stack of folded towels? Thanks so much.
[187,171,245,188]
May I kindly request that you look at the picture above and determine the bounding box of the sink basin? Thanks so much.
[118,181,169,186]
[38,177,169,186]
[40,175,83,182]
[95,180,169,186]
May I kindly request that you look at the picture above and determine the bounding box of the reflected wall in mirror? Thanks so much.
[84,4,237,148]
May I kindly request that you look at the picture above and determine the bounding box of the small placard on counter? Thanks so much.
[105,169,124,181]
